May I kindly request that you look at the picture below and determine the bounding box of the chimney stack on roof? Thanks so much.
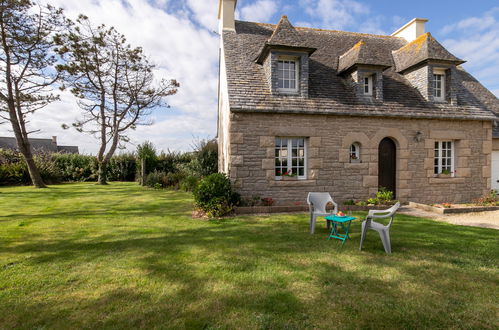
[391,18,429,42]
[51,136,57,145]
[218,0,237,33]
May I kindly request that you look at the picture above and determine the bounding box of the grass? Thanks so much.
[0,182,497,329]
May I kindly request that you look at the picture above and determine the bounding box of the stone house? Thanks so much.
[0,136,79,154]
[217,0,499,205]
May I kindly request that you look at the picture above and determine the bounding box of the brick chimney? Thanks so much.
[218,0,237,33]
[391,18,428,42]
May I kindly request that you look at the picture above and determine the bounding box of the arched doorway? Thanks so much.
[378,137,396,198]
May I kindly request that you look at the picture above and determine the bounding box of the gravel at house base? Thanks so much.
[400,207,499,229]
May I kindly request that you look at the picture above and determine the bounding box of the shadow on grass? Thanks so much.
[1,183,497,328]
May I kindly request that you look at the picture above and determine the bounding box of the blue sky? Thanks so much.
[2,0,497,154]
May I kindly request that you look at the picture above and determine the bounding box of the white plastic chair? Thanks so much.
[307,192,338,234]
[359,202,400,253]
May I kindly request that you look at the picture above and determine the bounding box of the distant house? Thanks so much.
[0,136,79,154]
[216,0,499,204]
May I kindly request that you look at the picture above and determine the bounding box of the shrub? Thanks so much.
[193,173,239,217]
[35,153,62,184]
[343,199,355,205]
[261,197,275,206]
[163,171,186,189]
[193,139,218,177]
[180,175,199,192]
[376,187,394,203]
[145,170,168,188]
[474,189,499,206]
[137,141,158,180]
[239,195,261,207]
[107,153,136,181]
[367,198,379,205]
[52,153,97,182]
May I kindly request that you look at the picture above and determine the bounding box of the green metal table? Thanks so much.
[324,215,357,246]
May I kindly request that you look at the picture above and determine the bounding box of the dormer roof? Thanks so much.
[255,16,316,64]
[338,40,392,74]
[392,32,465,73]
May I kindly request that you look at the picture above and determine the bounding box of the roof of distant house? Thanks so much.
[0,136,79,153]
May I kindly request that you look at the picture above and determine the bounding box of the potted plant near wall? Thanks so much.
[437,169,453,178]
[350,154,360,163]
[282,170,297,181]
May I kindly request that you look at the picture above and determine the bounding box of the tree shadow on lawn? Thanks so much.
[0,195,193,223]
[1,214,498,328]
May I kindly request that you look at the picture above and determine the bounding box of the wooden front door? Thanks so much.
[378,137,396,197]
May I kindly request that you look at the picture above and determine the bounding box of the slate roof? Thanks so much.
[0,136,79,153]
[223,20,499,121]
[338,40,391,73]
[392,32,465,73]
[255,16,316,64]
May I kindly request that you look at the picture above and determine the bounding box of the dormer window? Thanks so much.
[277,58,299,93]
[363,75,373,96]
[433,69,446,102]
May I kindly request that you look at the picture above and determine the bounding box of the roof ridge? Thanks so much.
[235,20,403,39]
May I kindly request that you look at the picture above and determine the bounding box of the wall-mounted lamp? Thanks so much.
[414,131,423,143]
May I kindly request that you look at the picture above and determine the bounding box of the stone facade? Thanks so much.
[224,112,492,205]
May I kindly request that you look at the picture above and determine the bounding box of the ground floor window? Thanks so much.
[350,143,360,162]
[434,141,454,175]
[275,137,306,179]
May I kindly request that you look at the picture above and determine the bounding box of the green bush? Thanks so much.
[376,188,394,203]
[193,173,239,217]
[193,139,218,177]
[144,171,167,188]
[0,162,29,185]
[107,153,136,181]
[180,175,199,192]
[163,172,186,189]
[137,141,158,178]
[52,153,97,182]
[0,149,63,185]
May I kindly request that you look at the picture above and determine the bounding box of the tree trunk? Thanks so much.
[141,158,146,186]
[21,145,46,188]
[11,120,46,188]
[98,161,108,185]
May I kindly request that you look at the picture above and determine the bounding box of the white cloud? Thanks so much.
[440,7,499,97]
[240,0,279,22]
[300,0,369,30]
[0,0,221,154]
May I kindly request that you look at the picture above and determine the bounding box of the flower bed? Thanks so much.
[409,202,499,214]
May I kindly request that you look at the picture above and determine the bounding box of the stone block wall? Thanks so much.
[225,112,492,205]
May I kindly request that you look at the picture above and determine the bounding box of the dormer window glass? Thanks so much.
[277,58,299,93]
[363,75,373,96]
[433,69,446,102]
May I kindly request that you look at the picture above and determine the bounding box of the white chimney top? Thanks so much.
[218,0,237,33]
[391,18,429,42]
[51,136,57,144]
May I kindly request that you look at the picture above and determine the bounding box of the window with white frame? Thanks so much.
[434,141,454,175]
[350,143,360,162]
[363,75,373,96]
[433,69,446,102]
[277,59,299,92]
[275,137,307,179]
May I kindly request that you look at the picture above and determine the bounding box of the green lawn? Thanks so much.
[0,182,497,329]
